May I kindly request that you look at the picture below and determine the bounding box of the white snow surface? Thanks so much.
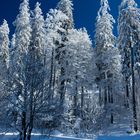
[0,133,93,140]
[0,133,140,140]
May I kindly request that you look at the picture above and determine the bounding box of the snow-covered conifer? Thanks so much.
[46,1,74,115]
[57,0,74,28]
[95,0,123,127]
[25,2,47,139]
[118,0,140,132]
[14,0,32,56]
[0,20,10,68]
[0,20,10,129]
[10,0,32,139]
[95,0,116,104]
[66,28,93,118]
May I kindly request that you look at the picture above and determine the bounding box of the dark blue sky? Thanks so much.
[0,0,140,40]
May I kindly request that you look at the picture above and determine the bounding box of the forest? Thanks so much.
[0,0,140,140]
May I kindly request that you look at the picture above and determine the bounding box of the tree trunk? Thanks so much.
[59,67,66,113]
[48,48,55,101]
[19,132,22,140]
[27,114,33,140]
[99,87,102,106]
[126,80,129,98]
[27,67,35,140]
[124,78,130,108]
[104,88,107,105]
[81,86,84,118]
[73,75,78,117]
[131,46,138,132]
[111,112,113,124]
[21,111,27,140]
[108,86,111,103]
[52,65,56,99]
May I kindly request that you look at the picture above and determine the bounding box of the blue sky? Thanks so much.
[0,0,140,40]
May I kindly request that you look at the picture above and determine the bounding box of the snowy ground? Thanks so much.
[0,135,92,140]
[98,134,140,140]
[0,134,140,140]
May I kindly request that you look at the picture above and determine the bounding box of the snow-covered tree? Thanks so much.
[0,19,10,98]
[118,0,139,99]
[57,0,74,28]
[66,28,92,116]
[44,8,69,130]
[0,20,9,69]
[0,20,10,129]
[39,1,74,123]
[45,8,68,101]
[45,7,96,134]
[95,0,116,105]
[64,28,101,134]
[10,0,32,139]
[55,0,74,115]
[25,2,47,139]
[95,0,123,126]
[118,0,140,132]
[0,19,10,88]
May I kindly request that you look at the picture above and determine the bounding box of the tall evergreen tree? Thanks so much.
[95,0,116,105]
[0,20,9,69]
[11,0,32,139]
[45,9,68,102]
[55,0,74,113]
[57,0,74,28]
[26,2,46,140]
[66,28,92,117]
[95,0,123,126]
[118,0,140,132]
[45,8,69,130]
[0,20,10,128]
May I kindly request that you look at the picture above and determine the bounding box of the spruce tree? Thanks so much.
[45,8,69,130]
[26,2,46,139]
[118,0,140,132]
[57,0,74,28]
[11,0,32,139]
[0,20,10,69]
[95,0,123,126]
[0,20,10,128]
[55,0,74,113]
[95,0,116,105]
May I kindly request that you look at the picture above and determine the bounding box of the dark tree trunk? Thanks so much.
[19,132,22,140]
[110,86,113,104]
[22,111,27,140]
[81,86,84,118]
[104,88,107,105]
[126,81,129,98]
[73,90,78,117]
[125,81,130,108]
[131,46,138,132]
[111,113,113,124]
[111,94,113,104]
[73,75,78,117]
[27,69,35,140]
[27,115,33,140]
[99,87,102,106]
[59,67,66,113]
[108,86,111,103]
